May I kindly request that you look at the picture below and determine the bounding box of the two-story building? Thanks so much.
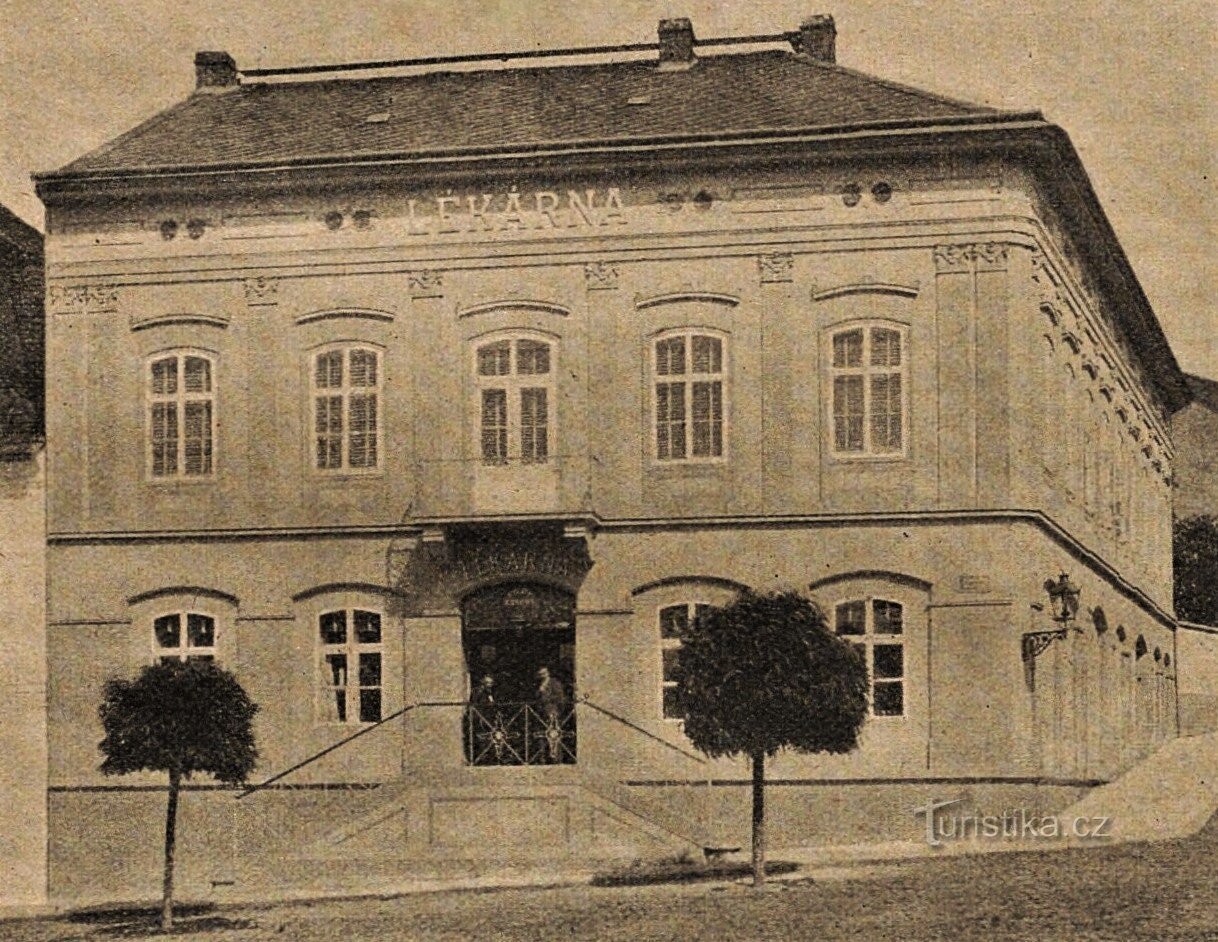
[36,16,1188,904]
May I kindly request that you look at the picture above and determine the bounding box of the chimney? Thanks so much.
[658,18,696,68]
[795,14,837,63]
[195,51,239,91]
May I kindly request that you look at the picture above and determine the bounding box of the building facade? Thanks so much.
[0,204,46,906]
[37,17,1188,904]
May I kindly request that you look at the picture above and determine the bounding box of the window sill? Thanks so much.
[827,452,910,464]
[311,469,385,482]
[646,461,728,480]
[146,476,218,488]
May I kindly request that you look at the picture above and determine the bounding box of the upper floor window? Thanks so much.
[653,331,725,462]
[318,608,383,724]
[313,346,380,472]
[829,324,906,457]
[658,602,712,719]
[476,335,553,465]
[148,352,214,478]
[834,598,904,716]
[153,612,216,664]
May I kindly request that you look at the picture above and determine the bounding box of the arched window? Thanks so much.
[658,602,713,720]
[834,598,904,715]
[148,351,214,478]
[153,612,216,663]
[828,323,906,456]
[652,330,726,462]
[317,608,383,724]
[475,335,554,465]
[312,345,381,471]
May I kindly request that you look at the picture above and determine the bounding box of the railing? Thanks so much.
[465,701,577,766]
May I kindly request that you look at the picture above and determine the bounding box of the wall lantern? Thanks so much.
[1022,572,1081,663]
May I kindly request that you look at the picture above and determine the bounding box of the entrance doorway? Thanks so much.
[461,582,576,764]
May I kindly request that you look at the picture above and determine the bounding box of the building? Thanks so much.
[35,16,1188,904]
[0,203,46,906]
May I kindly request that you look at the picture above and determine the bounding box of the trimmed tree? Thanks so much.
[673,588,869,887]
[99,660,258,930]
[1175,514,1218,627]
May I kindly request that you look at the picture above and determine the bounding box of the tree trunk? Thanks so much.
[161,768,181,931]
[751,749,766,888]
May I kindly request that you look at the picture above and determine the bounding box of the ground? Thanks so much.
[6,821,1218,942]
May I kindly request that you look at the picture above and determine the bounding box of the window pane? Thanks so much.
[477,342,511,377]
[348,394,378,468]
[324,652,348,687]
[154,614,181,649]
[358,652,382,687]
[320,611,347,645]
[656,382,686,460]
[354,610,381,644]
[184,356,211,393]
[874,644,904,679]
[656,337,686,377]
[359,688,382,723]
[691,381,722,458]
[835,601,866,636]
[151,357,178,396]
[315,396,343,470]
[481,389,508,463]
[184,401,212,475]
[691,335,722,374]
[659,605,689,639]
[832,330,863,368]
[873,681,904,716]
[662,685,681,720]
[322,689,347,723]
[693,604,713,627]
[349,350,378,387]
[871,328,901,367]
[833,375,865,451]
[152,403,178,476]
[516,340,550,375]
[186,613,215,648]
[521,388,549,463]
[870,373,902,452]
[874,601,903,635]
[315,351,343,389]
[662,647,681,683]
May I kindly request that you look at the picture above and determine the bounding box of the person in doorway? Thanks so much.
[535,666,569,763]
[466,673,503,763]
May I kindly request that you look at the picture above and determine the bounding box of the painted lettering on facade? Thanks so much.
[404,188,628,235]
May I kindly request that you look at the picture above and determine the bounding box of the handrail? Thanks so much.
[578,695,708,765]
[236,703,417,799]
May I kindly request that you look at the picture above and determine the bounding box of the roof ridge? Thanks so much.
[789,51,1006,115]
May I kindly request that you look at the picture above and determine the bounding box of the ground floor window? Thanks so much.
[317,609,383,724]
[153,612,216,663]
[658,602,712,719]
[834,598,904,716]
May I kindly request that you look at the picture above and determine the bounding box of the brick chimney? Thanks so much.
[658,18,696,68]
[795,15,837,63]
[195,51,239,91]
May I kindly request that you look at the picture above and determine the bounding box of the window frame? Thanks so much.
[151,610,218,664]
[471,330,557,467]
[315,607,385,726]
[657,601,712,722]
[650,328,729,465]
[145,349,217,482]
[309,342,384,476]
[832,596,906,719]
[826,321,909,461]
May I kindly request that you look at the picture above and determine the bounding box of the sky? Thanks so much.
[1,0,1214,374]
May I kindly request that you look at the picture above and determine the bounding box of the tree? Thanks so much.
[99,660,258,930]
[673,588,869,887]
[1175,514,1218,626]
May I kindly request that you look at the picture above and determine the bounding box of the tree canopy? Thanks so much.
[674,587,870,760]
[1175,514,1218,627]
[100,659,259,782]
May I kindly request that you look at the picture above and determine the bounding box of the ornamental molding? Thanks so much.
[584,261,619,291]
[757,252,794,284]
[408,270,444,299]
[933,242,1009,274]
[49,284,119,315]
[243,277,279,307]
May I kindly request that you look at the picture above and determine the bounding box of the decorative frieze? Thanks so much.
[243,277,279,307]
[933,242,1009,273]
[757,252,794,284]
[584,261,620,291]
[407,270,444,299]
[48,284,119,315]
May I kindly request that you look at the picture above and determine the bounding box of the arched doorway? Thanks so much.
[460,582,576,765]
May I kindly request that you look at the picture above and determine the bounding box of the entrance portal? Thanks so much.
[461,582,576,765]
